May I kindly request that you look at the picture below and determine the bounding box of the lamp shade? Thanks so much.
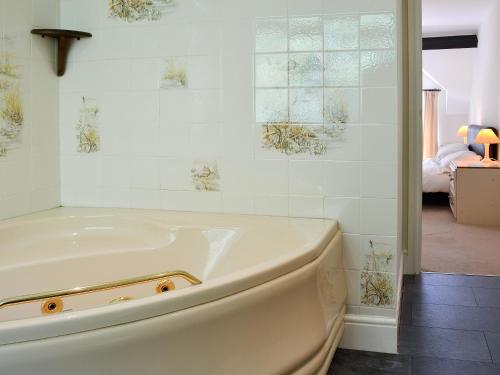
[457,125,468,137]
[474,129,500,144]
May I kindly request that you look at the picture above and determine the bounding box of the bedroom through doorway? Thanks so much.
[420,0,500,276]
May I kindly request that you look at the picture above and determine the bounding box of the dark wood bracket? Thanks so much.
[31,29,92,77]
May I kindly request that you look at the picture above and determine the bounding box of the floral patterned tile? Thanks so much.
[108,0,176,22]
[0,36,24,157]
[76,97,101,154]
[191,160,220,192]
[160,57,188,89]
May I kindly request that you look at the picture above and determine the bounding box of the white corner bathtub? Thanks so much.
[0,208,346,375]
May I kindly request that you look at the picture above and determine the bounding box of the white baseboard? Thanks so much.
[339,314,398,353]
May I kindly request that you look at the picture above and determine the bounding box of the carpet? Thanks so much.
[421,204,500,276]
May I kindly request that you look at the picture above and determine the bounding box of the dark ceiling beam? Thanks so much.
[422,35,478,50]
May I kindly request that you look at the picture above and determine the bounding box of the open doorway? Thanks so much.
[420,0,500,276]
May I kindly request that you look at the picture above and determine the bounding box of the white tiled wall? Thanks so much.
[59,0,400,315]
[0,0,60,219]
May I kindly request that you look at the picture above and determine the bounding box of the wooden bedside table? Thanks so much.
[449,160,500,225]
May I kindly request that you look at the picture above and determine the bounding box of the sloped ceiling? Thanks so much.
[422,0,493,37]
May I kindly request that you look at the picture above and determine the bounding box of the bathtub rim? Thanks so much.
[0,208,340,346]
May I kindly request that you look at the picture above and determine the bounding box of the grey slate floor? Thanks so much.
[328,272,500,374]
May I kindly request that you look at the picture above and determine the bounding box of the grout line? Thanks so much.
[409,301,500,311]
[482,331,495,363]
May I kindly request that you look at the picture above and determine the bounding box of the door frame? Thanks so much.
[403,0,423,275]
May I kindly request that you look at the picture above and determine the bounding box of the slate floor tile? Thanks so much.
[473,288,500,308]
[414,273,500,289]
[412,303,500,332]
[404,283,477,306]
[412,356,500,375]
[399,325,492,362]
[329,349,411,375]
[485,332,500,363]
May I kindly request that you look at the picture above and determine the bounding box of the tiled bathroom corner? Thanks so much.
[54,0,400,313]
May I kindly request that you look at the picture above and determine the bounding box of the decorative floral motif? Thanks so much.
[325,100,349,124]
[191,161,220,192]
[108,0,175,22]
[361,271,394,307]
[0,37,24,157]
[76,97,101,153]
[160,58,187,89]
[360,240,395,307]
[262,122,345,156]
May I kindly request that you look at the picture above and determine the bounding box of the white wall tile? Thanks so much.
[343,234,361,270]
[344,269,361,305]
[360,198,397,236]
[131,157,160,189]
[131,189,161,209]
[130,59,162,90]
[161,190,223,212]
[290,161,324,196]
[361,50,397,87]
[323,126,361,161]
[189,22,222,56]
[255,194,289,216]
[288,0,323,16]
[325,197,360,234]
[361,125,397,162]
[361,88,397,124]
[361,162,397,198]
[102,157,132,188]
[323,0,359,13]
[99,188,131,208]
[222,193,255,214]
[190,124,222,157]
[324,161,360,197]
[158,126,190,157]
[289,195,324,218]
[359,0,396,12]
[254,160,289,195]
[188,55,221,89]
[219,159,255,194]
[221,20,255,54]
[159,158,193,191]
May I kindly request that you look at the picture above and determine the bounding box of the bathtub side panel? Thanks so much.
[0,242,345,375]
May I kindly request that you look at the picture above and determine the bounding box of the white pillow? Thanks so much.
[435,143,468,161]
[439,150,481,170]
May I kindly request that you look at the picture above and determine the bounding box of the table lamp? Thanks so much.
[474,129,499,163]
[457,125,468,144]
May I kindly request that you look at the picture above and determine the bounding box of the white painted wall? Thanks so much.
[469,0,500,138]
[422,48,477,145]
[0,0,60,220]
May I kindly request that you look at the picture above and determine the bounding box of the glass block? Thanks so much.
[324,51,359,87]
[255,54,288,88]
[290,88,323,123]
[256,89,288,123]
[289,53,322,87]
[360,14,396,49]
[256,18,288,53]
[361,50,396,86]
[324,88,359,124]
[289,17,323,51]
[324,15,359,50]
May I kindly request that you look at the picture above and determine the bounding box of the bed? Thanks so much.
[422,125,498,193]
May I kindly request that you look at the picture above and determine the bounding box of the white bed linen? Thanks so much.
[422,158,451,193]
